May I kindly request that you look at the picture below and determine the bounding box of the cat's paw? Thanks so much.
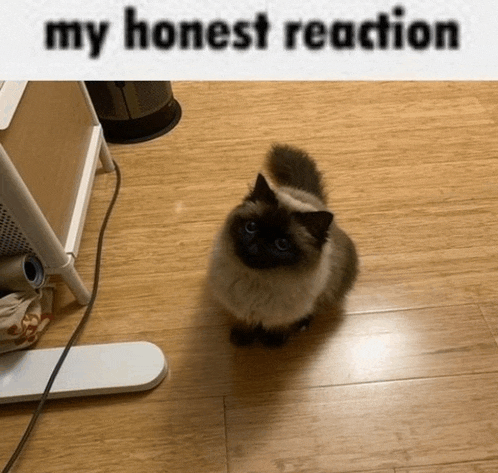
[230,325,259,346]
[259,329,290,348]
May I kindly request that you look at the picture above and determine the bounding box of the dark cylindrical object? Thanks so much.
[85,81,181,144]
[0,255,45,292]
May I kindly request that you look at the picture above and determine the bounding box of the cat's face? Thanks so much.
[228,174,333,270]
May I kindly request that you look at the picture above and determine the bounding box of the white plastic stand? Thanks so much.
[0,342,167,404]
[0,81,115,305]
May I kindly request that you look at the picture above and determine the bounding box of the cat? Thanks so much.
[207,144,358,347]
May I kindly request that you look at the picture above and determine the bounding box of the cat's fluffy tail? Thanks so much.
[266,144,327,202]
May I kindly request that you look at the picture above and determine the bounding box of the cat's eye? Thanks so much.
[245,221,257,234]
[275,238,290,251]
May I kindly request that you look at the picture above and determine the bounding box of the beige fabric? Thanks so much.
[0,290,52,354]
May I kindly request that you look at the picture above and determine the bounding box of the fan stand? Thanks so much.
[0,342,167,404]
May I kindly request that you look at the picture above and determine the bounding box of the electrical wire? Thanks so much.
[1,159,121,473]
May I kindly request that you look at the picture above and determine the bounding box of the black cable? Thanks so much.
[2,159,121,473]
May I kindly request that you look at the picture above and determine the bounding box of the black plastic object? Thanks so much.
[85,81,181,144]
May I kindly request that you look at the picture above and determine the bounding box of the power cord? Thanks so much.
[2,159,121,473]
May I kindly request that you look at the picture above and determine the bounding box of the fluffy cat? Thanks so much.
[208,144,358,346]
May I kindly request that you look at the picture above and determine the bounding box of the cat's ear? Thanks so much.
[246,173,278,204]
[293,211,333,246]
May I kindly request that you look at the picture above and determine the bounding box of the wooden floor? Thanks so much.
[2,82,498,473]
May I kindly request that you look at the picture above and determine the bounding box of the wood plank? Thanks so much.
[339,471,393,473]
[75,83,498,319]
[349,246,498,313]
[225,373,498,473]
[38,304,498,400]
[479,303,498,343]
[1,396,227,473]
[397,460,498,472]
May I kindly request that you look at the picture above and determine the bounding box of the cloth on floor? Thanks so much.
[0,289,53,354]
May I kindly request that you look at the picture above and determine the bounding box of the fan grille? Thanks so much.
[0,202,35,257]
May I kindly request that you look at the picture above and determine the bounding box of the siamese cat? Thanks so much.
[208,144,358,347]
